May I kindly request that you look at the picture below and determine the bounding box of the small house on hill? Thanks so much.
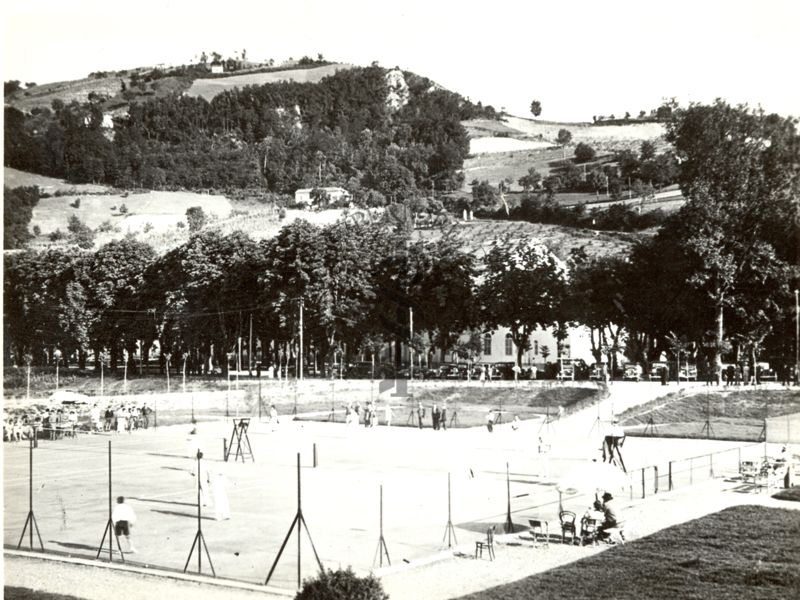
[210,63,224,74]
[294,187,351,208]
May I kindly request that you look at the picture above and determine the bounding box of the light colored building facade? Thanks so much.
[294,187,351,207]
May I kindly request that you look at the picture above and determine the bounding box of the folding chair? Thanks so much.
[528,519,549,547]
[559,511,577,544]
[475,525,496,560]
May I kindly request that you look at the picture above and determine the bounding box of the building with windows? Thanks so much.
[294,187,351,207]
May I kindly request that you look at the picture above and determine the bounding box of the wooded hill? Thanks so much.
[4,65,498,197]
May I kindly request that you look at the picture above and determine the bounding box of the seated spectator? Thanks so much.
[597,492,621,542]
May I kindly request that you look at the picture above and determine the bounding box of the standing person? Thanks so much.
[111,497,137,553]
[479,366,485,384]
[115,406,127,434]
[440,401,447,431]
[416,402,425,429]
[104,406,114,431]
[486,409,495,432]
[67,409,78,436]
[269,405,279,431]
[90,404,102,432]
[141,403,150,429]
[209,467,231,521]
[384,402,392,427]
[432,404,440,430]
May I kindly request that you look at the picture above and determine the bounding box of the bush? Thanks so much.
[574,142,596,163]
[49,229,66,241]
[118,203,128,214]
[295,568,389,600]
[70,198,81,209]
[186,206,206,232]
[97,220,115,233]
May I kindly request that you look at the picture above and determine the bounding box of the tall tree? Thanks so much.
[530,100,542,118]
[665,101,800,374]
[478,238,569,368]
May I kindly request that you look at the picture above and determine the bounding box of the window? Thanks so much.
[483,333,492,355]
[505,334,513,356]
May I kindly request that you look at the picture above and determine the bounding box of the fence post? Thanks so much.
[689,457,693,485]
[654,466,658,494]
[669,461,673,491]
[709,453,714,478]
[738,447,741,472]
[641,468,646,499]
[313,443,318,468]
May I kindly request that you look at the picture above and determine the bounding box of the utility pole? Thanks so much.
[249,314,253,374]
[299,298,304,381]
[795,289,799,383]
[409,307,414,382]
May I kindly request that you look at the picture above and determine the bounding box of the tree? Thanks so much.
[479,238,569,368]
[664,100,799,375]
[186,206,206,232]
[4,80,22,95]
[556,129,572,159]
[530,100,542,118]
[67,214,95,249]
[470,180,497,210]
[296,567,389,600]
[518,167,542,192]
[640,140,657,161]
[4,186,40,249]
[574,142,596,163]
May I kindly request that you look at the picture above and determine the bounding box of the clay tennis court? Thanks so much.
[3,397,764,591]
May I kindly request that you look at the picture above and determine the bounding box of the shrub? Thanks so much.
[295,568,389,600]
[278,207,287,220]
[574,142,596,163]
[186,206,206,232]
[70,198,81,209]
[118,203,128,214]
[49,229,66,241]
[143,222,154,233]
[33,225,41,236]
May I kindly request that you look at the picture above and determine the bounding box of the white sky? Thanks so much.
[3,0,799,121]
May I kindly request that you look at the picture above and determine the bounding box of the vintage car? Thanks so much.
[649,361,669,381]
[756,362,777,382]
[679,364,698,381]
[622,363,643,381]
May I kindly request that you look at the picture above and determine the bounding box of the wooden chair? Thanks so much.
[559,511,577,544]
[475,525,496,560]
[580,517,599,546]
[528,519,549,547]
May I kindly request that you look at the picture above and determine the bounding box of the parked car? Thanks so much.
[756,362,777,382]
[589,363,610,381]
[679,364,698,381]
[622,363,643,381]
[344,361,375,379]
[556,359,575,381]
[649,362,669,381]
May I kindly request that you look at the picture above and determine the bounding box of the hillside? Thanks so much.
[185,63,356,100]
[462,115,671,193]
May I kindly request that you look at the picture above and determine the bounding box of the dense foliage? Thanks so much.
[4,66,496,200]
[3,102,796,378]
[295,568,389,600]
[3,186,40,249]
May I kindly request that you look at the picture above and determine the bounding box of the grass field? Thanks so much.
[4,167,109,195]
[186,64,355,101]
[619,388,800,442]
[4,588,84,600]
[456,505,800,600]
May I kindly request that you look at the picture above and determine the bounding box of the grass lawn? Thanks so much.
[620,388,800,442]
[4,588,85,600]
[456,505,800,600]
[773,487,800,502]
